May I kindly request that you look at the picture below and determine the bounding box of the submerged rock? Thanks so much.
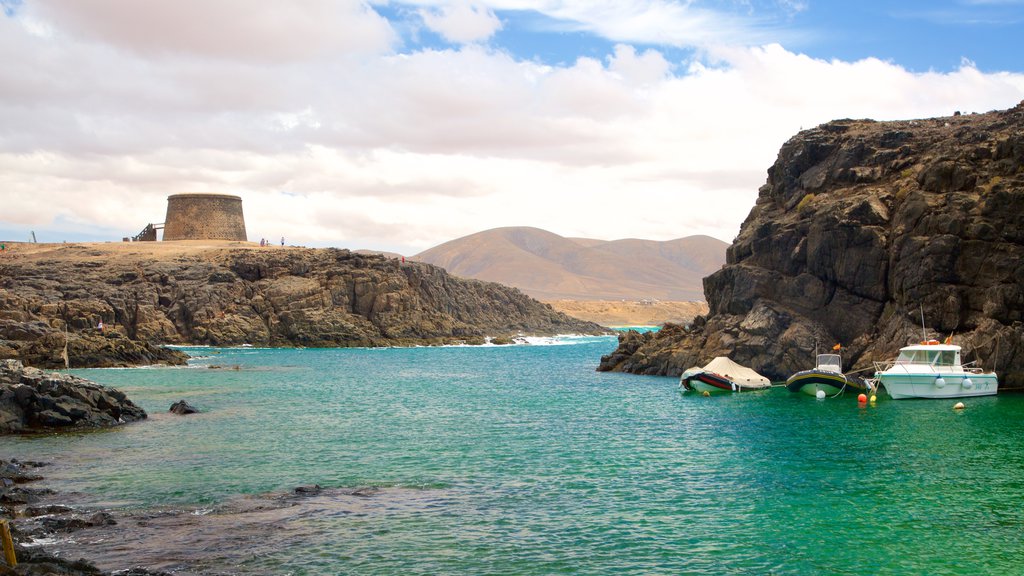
[0,359,147,433]
[600,102,1024,388]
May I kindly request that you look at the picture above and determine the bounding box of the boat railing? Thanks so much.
[872,359,895,373]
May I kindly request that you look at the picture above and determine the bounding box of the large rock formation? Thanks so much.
[0,359,147,433]
[600,102,1024,389]
[0,245,606,368]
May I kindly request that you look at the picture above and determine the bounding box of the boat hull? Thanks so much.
[785,370,867,397]
[682,371,768,394]
[877,372,998,399]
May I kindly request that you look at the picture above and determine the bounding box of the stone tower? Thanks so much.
[163,193,247,241]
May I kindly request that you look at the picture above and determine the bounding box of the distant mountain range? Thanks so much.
[413,227,728,301]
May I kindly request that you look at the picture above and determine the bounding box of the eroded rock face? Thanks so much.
[600,102,1024,388]
[1,247,606,368]
[0,359,147,433]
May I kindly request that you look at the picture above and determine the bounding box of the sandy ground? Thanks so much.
[546,299,707,327]
[0,239,291,263]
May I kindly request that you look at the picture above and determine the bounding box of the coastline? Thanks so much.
[544,300,707,328]
[0,241,608,370]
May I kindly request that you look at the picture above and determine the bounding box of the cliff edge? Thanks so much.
[0,243,607,368]
[599,102,1024,388]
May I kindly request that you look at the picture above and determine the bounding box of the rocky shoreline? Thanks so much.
[1,459,171,575]
[0,456,425,575]
[0,243,608,370]
[0,360,147,434]
[0,362,175,574]
[0,361,160,572]
[599,102,1024,386]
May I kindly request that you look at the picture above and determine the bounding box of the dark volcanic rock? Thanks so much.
[167,400,198,415]
[0,359,147,433]
[0,246,607,368]
[599,102,1024,389]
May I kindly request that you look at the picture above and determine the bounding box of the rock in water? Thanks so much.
[599,102,1024,389]
[168,400,199,415]
[0,359,147,433]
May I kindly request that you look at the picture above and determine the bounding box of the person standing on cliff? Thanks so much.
[281,237,285,246]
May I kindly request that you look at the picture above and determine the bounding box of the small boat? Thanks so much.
[870,340,998,399]
[680,356,771,394]
[785,353,869,397]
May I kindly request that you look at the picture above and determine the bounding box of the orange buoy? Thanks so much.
[857,393,868,404]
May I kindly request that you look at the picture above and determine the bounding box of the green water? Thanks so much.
[3,339,1024,574]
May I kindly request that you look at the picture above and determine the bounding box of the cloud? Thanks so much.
[608,44,672,85]
[1,2,1024,254]
[419,2,503,43]
[23,0,396,61]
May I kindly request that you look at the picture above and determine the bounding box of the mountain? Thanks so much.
[0,242,606,369]
[598,102,1024,389]
[413,227,728,301]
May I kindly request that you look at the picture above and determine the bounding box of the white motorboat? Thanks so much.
[871,341,998,399]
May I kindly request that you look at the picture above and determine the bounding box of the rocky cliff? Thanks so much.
[1,359,147,433]
[599,102,1024,389]
[0,243,606,368]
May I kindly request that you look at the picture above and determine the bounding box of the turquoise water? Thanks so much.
[4,338,1024,575]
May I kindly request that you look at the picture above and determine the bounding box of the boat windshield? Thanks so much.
[816,354,842,372]
[895,349,958,366]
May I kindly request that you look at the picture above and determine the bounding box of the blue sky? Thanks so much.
[1,0,1023,252]
[376,1,1024,72]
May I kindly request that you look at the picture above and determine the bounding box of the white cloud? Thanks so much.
[396,0,794,48]
[1,3,1024,255]
[608,44,673,85]
[419,2,503,44]
[24,0,397,61]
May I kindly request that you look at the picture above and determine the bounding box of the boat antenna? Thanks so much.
[919,304,927,341]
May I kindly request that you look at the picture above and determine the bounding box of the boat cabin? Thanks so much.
[894,345,960,367]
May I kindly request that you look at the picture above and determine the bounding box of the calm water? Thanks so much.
[4,338,1024,575]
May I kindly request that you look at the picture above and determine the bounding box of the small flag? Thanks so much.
[944,335,953,345]
[832,343,841,351]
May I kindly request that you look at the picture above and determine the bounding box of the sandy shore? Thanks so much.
[545,299,707,327]
[0,239,274,262]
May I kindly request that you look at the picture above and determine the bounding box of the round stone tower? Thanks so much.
[163,193,247,241]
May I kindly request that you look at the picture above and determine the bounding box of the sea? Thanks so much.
[4,335,1024,575]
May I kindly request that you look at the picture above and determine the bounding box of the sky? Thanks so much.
[1,0,1023,254]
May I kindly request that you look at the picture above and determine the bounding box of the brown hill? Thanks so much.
[413,227,728,301]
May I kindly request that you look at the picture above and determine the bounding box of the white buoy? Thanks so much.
[962,378,974,390]
[935,377,946,389]
[816,389,826,400]
[953,402,965,410]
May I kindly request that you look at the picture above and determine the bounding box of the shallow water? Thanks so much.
[4,339,1024,575]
